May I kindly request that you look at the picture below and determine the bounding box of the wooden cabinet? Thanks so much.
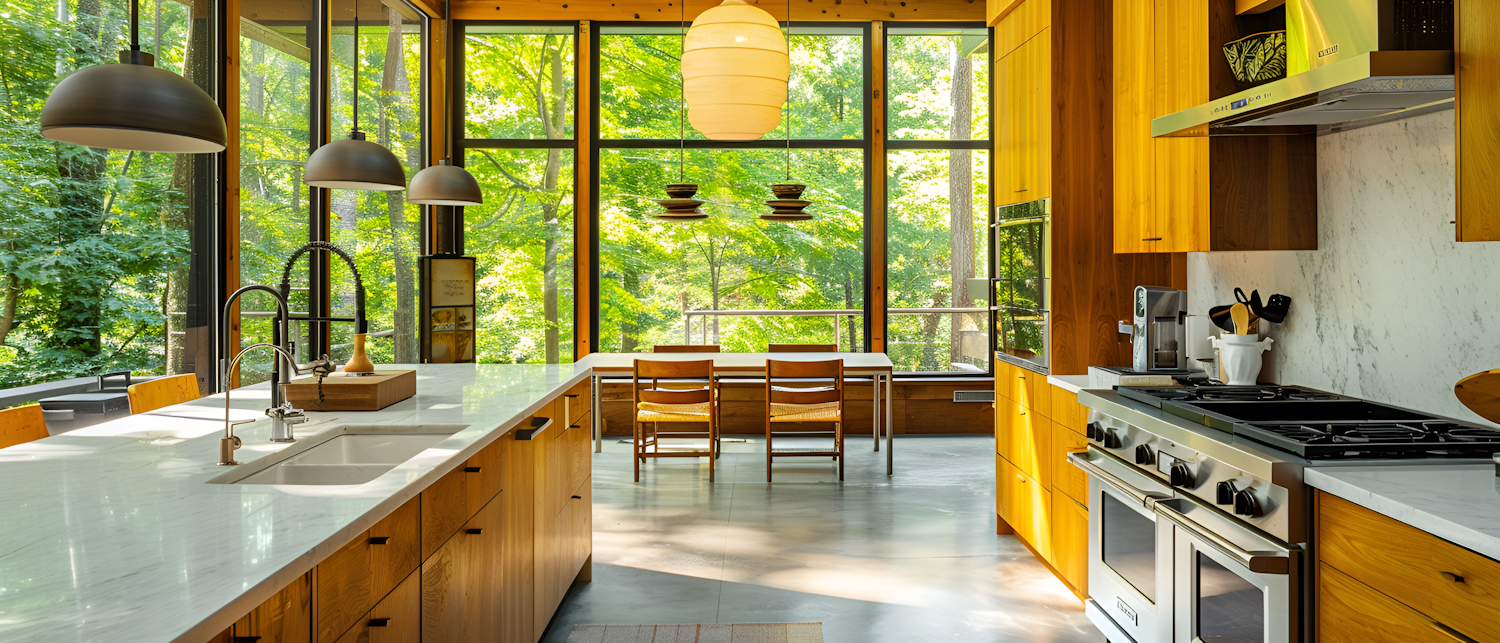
[1051,418,1088,507]
[998,457,1051,560]
[1111,0,1316,254]
[1049,389,1086,435]
[335,570,421,643]
[995,30,1050,207]
[999,398,1049,489]
[1318,492,1500,643]
[317,497,420,642]
[1456,0,1500,242]
[422,493,504,642]
[533,406,593,640]
[1049,490,1088,597]
[1318,563,1447,643]
[231,573,312,643]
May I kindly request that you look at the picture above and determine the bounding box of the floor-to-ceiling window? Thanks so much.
[0,0,218,388]
[595,24,868,353]
[459,24,577,364]
[884,26,991,373]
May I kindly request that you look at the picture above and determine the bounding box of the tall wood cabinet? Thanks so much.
[993,0,1177,375]
[1112,0,1318,253]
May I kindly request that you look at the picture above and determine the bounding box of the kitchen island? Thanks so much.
[0,364,593,642]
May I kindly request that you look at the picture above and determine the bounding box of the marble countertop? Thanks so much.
[1047,375,1090,394]
[1306,464,1500,561]
[0,364,589,642]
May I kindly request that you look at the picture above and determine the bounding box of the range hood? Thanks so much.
[1153,0,1453,137]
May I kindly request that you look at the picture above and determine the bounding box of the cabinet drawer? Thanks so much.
[999,457,1051,559]
[369,496,420,603]
[1318,563,1454,643]
[1050,491,1088,596]
[464,438,505,518]
[334,570,420,643]
[1051,419,1088,507]
[1001,398,1049,488]
[565,381,590,424]
[1049,388,1086,434]
[421,464,470,561]
[1319,492,1500,643]
[1013,367,1049,416]
[233,573,311,643]
[316,536,372,643]
[994,362,1016,401]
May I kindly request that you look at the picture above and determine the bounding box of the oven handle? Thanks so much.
[1066,451,1168,506]
[1152,501,1290,575]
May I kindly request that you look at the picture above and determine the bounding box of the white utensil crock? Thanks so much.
[1210,334,1274,385]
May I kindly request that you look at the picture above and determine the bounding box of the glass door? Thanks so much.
[1077,446,1176,643]
[1163,496,1297,643]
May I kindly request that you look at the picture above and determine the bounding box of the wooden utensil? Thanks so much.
[1455,369,1500,424]
[1230,302,1251,335]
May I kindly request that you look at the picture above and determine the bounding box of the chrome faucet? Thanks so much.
[218,342,333,465]
[220,284,325,443]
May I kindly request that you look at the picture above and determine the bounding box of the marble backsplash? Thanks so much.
[1186,110,1500,424]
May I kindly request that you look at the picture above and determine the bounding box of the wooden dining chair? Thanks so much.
[653,345,721,353]
[127,373,202,414]
[768,343,837,352]
[764,359,845,481]
[0,405,49,449]
[633,359,719,482]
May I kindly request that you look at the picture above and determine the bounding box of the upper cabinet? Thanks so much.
[1457,0,1500,241]
[996,28,1050,206]
[1112,0,1318,253]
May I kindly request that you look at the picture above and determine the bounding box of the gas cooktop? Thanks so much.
[1116,384,1500,461]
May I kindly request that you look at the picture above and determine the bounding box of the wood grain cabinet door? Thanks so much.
[995,31,1051,206]
[1111,0,1157,254]
[234,572,312,643]
[335,570,420,643]
[1050,491,1088,597]
[316,535,372,643]
[422,497,505,643]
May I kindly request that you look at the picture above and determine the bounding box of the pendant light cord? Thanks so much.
[352,13,361,136]
[784,0,791,181]
[678,0,686,182]
[129,0,140,51]
[446,0,455,162]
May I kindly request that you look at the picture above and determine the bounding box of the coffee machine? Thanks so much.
[1132,286,1187,372]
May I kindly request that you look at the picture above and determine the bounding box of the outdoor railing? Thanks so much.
[682,307,989,353]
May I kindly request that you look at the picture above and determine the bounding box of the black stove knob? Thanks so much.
[1169,462,1196,489]
[1234,489,1263,518]
[1103,430,1123,449]
[1086,422,1102,441]
[1216,481,1239,505]
[1135,445,1155,465]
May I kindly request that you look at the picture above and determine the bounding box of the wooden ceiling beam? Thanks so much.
[451,0,983,23]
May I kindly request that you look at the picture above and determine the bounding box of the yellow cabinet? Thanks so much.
[1050,490,1088,597]
[996,30,1050,207]
[998,457,1051,560]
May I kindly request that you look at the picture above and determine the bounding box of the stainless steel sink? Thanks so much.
[208,424,468,485]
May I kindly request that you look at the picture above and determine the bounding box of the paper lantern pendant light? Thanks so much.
[682,0,789,141]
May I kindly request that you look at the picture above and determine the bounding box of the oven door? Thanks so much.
[1070,446,1175,643]
[1159,496,1300,643]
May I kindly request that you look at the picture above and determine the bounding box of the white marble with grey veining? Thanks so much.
[1187,110,1500,425]
[1047,374,1090,395]
[1306,464,1500,562]
[0,363,590,643]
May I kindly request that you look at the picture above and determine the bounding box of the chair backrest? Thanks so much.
[0,405,48,449]
[127,373,202,414]
[653,344,721,353]
[766,359,843,406]
[767,359,843,379]
[634,359,714,380]
[768,343,838,353]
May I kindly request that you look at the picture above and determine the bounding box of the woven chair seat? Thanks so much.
[770,401,841,422]
[637,401,712,423]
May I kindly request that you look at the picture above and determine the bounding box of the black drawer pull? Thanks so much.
[1143,237,1163,241]
[368,618,390,627]
[572,495,582,499]
[1441,571,1466,583]
[368,536,390,545]
[466,528,483,535]
[233,638,262,643]
[465,466,482,473]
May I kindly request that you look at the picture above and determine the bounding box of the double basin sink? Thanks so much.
[208,423,469,486]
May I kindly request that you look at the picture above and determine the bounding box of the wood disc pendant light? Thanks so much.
[682,0,789,140]
[305,13,407,191]
[40,0,226,153]
[656,0,706,221]
[762,0,810,222]
[409,0,482,206]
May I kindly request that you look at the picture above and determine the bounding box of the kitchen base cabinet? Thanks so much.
[996,379,1088,603]
[1318,563,1442,643]
[1048,491,1087,600]
[223,573,312,643]
[422,493,505,642]
[336,570,421,643]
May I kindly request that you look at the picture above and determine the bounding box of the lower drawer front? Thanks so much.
[1319,492,1500,642]
[1051,419,1088,507]
[1318,563,1453,643]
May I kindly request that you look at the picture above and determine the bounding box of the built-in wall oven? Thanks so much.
[1071,445,1299,643]
[992,198,1049,373]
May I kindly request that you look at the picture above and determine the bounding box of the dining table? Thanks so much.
[572,352,898,474]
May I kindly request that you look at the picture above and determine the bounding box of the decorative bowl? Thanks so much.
[1222,31,1287,90]
[664,183,699,198]
[770,183,806,199]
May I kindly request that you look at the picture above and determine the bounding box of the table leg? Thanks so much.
[885,373,893,475]
[872,375,880,452]
[593,374,603,453]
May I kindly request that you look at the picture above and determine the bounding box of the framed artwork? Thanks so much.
[420,256,476,363]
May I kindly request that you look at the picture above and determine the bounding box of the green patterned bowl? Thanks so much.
[1223,31,1287,89]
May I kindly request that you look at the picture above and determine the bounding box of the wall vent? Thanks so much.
[953,390,995,403]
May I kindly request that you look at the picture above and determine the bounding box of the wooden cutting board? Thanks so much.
[283,370,417,411]
[1455,369,1500,424]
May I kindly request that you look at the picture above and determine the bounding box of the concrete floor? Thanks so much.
[540,435,1102,643]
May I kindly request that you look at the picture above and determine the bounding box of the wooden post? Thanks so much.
[223,0,241,389]
[575,20,595,359]
[869,21,887,355]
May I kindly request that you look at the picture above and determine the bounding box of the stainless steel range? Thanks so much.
[1073,384,1500,643]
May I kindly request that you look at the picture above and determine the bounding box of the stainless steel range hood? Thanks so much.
[1152,0,1453,137]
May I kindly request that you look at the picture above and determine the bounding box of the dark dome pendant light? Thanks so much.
[408,0,483,206]
[39,0,227,153]
[305,14,406,191]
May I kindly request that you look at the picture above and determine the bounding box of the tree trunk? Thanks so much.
[382,9,417,363]
[538,36,565,364]
[947,47,974,365]
[622,268,639,352]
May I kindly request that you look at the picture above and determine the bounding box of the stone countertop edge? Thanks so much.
[1304,464,1500,563]
[1047,374,1090,395]
[173,366,593,643]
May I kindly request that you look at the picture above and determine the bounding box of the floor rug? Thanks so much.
[567,623,824,643]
